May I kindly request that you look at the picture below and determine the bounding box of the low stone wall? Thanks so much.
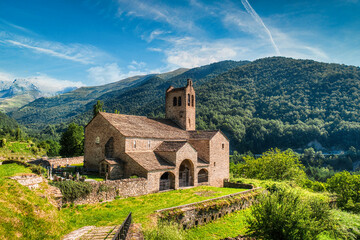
[29,156,84,168]
[157,188,262,229]
[224,181,254,189]
[71,178,148,205]
[10,173,43,189]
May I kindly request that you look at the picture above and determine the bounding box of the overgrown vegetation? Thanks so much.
[0,164,66,239]
[51,181,93,202]
[144,222,186,240]
[327,171,360,213]
[246,189,334,240]
[231,148,306,183]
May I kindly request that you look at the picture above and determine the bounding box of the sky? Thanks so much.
[0,0,359,92]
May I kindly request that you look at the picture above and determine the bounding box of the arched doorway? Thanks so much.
[159,172,175,191]
[179,159,194,187]
[105,137,114,158]
[198,169,208,183]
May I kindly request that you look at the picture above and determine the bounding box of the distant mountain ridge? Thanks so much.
[0,78,77,112]
[10,61,248,129]
[11,57,360,153]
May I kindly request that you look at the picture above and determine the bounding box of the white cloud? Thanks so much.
[87,62,166,85]
[0,30,108,65]
[165,38,239,68]
[0,70,83,93]
[116,0,199,33]
[0,71,14,82]
[5,39,102,64]
[240,0,280,55]
[142,30,171,42]
[26,75,84,93]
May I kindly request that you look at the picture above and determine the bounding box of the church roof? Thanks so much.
[99,112,188,139]
[101,158,123,165]
[155,141,187,152]
[188,130,219,139]
[125,152,175,171]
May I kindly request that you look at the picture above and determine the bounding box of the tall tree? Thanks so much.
[93,100,103,117]
[60,123,84,157]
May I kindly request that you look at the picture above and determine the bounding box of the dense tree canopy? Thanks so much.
[59,123,84,157]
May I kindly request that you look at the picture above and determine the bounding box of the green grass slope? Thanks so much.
[0,164,66,240]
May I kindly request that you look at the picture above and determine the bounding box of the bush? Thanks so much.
[327,171,360,212]
[246,189,335,240]
[143,222,186,240]
[303,179,327,192]
[233,149,306,183]
[51,181,93,202]
[0,138,6,148]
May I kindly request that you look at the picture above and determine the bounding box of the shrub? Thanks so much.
[0,138,6,147]
[246,189,335,240]
[51,181,93,202]
[303,179,327,192]
[233,149,306,183]
[327,171,360,212]
[143,222,186,240]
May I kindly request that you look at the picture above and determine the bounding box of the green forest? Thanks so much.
[3,57,360,163]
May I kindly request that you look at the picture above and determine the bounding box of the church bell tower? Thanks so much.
[165,79,196,131]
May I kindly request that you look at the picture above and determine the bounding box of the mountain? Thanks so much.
[0,111,20,136]
[0,79,43,113]
[9,67,192,129]
[12,57,360,153]
[194,57,360,152]
[0,78,80,113]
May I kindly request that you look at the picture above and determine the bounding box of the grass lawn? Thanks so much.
[186,208,249,239]
[60,186,247,234]
[0,141,45,161]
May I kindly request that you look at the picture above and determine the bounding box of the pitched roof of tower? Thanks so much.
[98,112,188,139]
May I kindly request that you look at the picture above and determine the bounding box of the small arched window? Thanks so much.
[178,96,182,106]
[191,95,194,107]
[187,94,190,106]
[173,97,177,106]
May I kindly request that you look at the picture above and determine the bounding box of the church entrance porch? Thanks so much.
[179,159,194,187]
[159,172,175,191]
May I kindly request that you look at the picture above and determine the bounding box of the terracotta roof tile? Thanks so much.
[155,141,187,152]
[188,130,219,139]
[100,112,188,139]
[101,158,122,165]
[125,152,175,171]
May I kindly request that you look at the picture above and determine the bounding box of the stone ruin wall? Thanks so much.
[157,188,262,229]
[71,178,149,205]
[29,156,84,168]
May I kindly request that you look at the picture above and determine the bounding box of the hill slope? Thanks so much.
[11,61,248,129]
[11,57,360,153]
[195,57,360,152]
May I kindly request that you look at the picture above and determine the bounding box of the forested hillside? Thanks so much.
[9,68,187,129]
[196,57,360,152]
[0,111,20,136]
[10,61,249,130]
[10,57,360,153]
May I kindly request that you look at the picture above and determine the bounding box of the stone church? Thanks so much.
[84,79,229,193]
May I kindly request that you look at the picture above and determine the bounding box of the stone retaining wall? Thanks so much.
[29,156,84,168]
[157,188,262,229]
[223,181,253,189]
[71,178,148,205]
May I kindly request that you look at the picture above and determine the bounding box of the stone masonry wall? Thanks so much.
[71,178,148,205]
[157,188,262,229]
[29,156,84,168]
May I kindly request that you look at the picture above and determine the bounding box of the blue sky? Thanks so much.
[0,0,359,92]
